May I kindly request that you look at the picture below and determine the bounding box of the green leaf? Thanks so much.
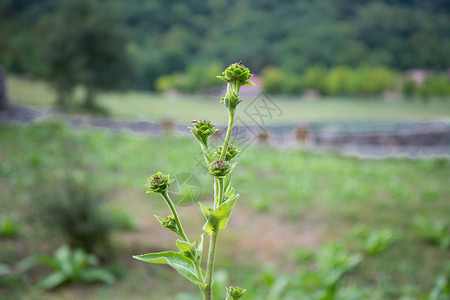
[133,251,205,288]
[199,202,212,220]
[176,240,196,253]
[80,268,115,284]
[38,272,67,290]
[196,234,204,262]
[202,194,239,234]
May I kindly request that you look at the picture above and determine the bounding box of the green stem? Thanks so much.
[220,109,235,160]
[205,231,218,300]
[205,177,224,299]
[161,192,189,242]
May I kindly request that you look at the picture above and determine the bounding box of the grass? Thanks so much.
[7,77,450,124]
[0,121,449,299]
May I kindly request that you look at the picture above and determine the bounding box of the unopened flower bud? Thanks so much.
[146,172,174,193]
[208,160,230,177]
[155,215,179,234]
[226,286,246,300]
[189,120,217,146]
[217,62,254,86]
[215,144,240,161]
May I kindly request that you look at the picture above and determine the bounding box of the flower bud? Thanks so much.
[220,83,242,109]
[155,215,179,234]
[226,286,246,300]
[146,172,174,193]
[217,62,254,86]
[162,216,177,230]
[189,120,217,146]
[215,144,240,161]
[208,160,230,177]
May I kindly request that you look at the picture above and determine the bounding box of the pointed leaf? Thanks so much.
[196,234,204,262]
[202,194,239,234]
[199,202,212,220]
[80,268,115,284]
[176,240,195,253]
[38,272,67,290]
[133,251,205,288]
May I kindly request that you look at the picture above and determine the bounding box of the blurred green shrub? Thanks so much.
[18,245,114,290]
[261,66,303,95]
[414,216,450,249]
[421,74,450,98]
[303,65,327,93]
[34,175,120,256]
[402,79,419,97]
[324,66,353,95]
[103,206,139,231]
[262,65,399,96]
[156,62,223,93]
[0,217,20,238]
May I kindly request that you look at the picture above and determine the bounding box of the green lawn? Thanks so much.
[7,77,450,124]
[0,122,449,299]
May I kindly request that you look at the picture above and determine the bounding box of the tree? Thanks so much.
[40,0,130,110]
[0,65,12,111]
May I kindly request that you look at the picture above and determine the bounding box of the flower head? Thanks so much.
[208,160,230,177]
[217,62,254,86]
[189,120,217,146]
[215,144,240,161]
[146,172,174,194]
[226,286,246,299]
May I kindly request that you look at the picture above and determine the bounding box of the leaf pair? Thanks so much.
[176,234,204,263]
[199,193,239,235]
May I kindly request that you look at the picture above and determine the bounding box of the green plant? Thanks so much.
[18,245,114,290]
[414,216,450,249]
[0,217,20,238]
[349,227,396,254]
[35,175,119,256]
[134,63,254,299]
[429,263,450,300]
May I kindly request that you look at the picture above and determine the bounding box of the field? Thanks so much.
[7,77,450,124]
[1,121,449,299]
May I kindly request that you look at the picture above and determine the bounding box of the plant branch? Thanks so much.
[161,191,189,242]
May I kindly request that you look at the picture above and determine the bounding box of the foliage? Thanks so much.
[37,0,130,109]
[2,0,450,91]
[349,227,397,254]
[33,173,121,256]
[0,216,20,238]
[156,62,224,93]
[429,263,450,300]
[421,74,450,98]
[414,216,450,249]
[18,245,114,290]
[261,66,303,95]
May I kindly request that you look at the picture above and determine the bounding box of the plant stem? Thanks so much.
[205,231,218,300]
[161,191,189,242]
[220,108,235,160]
[205,177,224,299]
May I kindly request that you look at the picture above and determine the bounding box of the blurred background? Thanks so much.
[0,0,449,299]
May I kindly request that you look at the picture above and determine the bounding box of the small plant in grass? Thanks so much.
[0,216,20,238]
[133,63,254,299]
[414,216,450,249]
[18,245,115,290]
[348,227,397,255]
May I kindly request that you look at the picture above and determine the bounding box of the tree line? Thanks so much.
[1,0,449,107]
